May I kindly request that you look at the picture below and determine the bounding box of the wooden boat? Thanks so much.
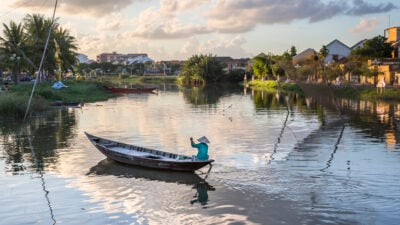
[85,132,214,172]
[102,85,157,94]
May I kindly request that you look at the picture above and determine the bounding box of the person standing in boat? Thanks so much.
[190,136,209,160]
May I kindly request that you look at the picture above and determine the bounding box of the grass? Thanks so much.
[246,80,304,94]
[299,83,400,102]
[0,80,116,118]
[0,92,49,118]
[10,80,115,103]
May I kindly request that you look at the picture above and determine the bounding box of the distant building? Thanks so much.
[325,39,351,64]
[385,26,400,58]
[97,52,149,64]
[364,27,400,85]
[350,39,367,51]
[76,54,93,64]
[292,48,317,66]
[215,57,250,72]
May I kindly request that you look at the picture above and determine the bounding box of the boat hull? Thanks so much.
[85,132,214,172]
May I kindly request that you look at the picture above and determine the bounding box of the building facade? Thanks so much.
[325,39,351,64]
[97,52,148,64]
[385,27,400,58]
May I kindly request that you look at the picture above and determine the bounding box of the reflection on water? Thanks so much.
[87,158,215,207]
[0,108,78,174]
[0,85,400,224]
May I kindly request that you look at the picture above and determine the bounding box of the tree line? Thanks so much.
[178,35,394,85]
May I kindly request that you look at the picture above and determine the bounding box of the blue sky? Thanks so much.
[0,0,399,61]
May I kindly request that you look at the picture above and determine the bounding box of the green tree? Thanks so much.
[0,21,27,84]
[252,54,273,80]
[53,27,78,75]
[23,14,57,77]
[290,46,297,57]
[318,45,329,82]
[178,54,224,85]
[0,14,78,83]
[351,35,392,58]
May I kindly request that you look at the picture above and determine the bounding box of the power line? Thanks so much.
[24,0,58,121]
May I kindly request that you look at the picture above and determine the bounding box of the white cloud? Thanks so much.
[206,0,396,33]
[96,13,125,31]
[10,0,137,17]
[350,17,382,33]
[176,35,251,59]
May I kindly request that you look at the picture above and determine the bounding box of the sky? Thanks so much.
[0,0,399,61]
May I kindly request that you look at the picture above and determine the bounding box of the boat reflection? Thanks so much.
[87,159,215,206]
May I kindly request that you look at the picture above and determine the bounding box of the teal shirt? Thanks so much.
[191,143,209,160]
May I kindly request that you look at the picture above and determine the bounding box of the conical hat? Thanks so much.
[197,136,210,143]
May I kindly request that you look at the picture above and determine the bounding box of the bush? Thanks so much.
[0,93,49,118]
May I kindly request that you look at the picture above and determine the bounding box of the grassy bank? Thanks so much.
[0,80,116,118]
[10,80,115,102]
[246,80,304,94]
[0,92,49,118]
[299,83,400,102]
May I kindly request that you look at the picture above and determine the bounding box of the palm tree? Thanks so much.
[0,21,27,84]
[23,14,58,79]
[53,27,78,80]
[318,45,329,82]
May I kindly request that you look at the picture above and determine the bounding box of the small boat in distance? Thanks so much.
[102,85,157,94]
[85,132,214,172]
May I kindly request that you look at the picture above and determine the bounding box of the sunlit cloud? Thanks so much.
[177,35,251,59]
[206,0,396,33]
[96,13,125,31]
[350,17,382,33]
[10,0,137,17]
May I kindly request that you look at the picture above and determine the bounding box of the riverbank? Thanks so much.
[248,80,400,102]
[0,76,179,118]
[0,80,115,118]
[299,83,400,102]
[246,80,304,93]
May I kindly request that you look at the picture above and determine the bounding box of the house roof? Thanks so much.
[350,39,367,50]
[326,39,350,49]
[293,48,317,58]
[292,48,317,65]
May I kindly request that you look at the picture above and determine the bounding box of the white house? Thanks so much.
[76,53,92,64]
[350,39,367,51]
[325,39,351,64]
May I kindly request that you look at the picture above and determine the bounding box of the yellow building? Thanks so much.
[364,27,400,85]
[385,26,400,58]
[369,58,400,85]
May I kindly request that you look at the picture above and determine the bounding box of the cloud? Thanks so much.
[96,13,125,31]
[9,0,397,38]
[159,0,209,15]
[128,6,211,39]
[10,0,137,17]
[206,0,397,33]
[347,0,396,15]
[350,17,382,33]
[177,35,251,59]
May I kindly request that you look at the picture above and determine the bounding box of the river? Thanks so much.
[0,85,399,225]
